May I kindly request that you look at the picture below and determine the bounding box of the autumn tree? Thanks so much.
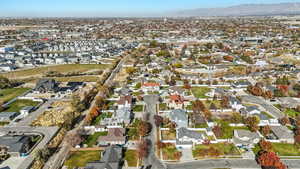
[245,116,260,132]
[212,125,222,138]
[259,139,273,152]
[221,96,229,108]
[138,121,152,137]
[192,100,206,113]
[261,125,271,136]
[154,115,163,127]
[258,151,286,169]
[137,139,150,160]
[279,116,290,126]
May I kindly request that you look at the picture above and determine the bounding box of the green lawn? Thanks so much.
[0,88,30,103]
[191,87,211,98]
[133,105,143,112]
[253,143,300,156]
[64,150,101,169]
[2,99,39,113]
[92,113,112,125]
[193,143,240,158]
[125,150,138,167]
[3,64,110,79]
[83,132,108,147]
[283,109,300,118]
[216,125,249,139]
[159,103,168,110]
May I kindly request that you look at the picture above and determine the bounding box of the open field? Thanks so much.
[64,150,101,169]
[53,75,101,82]
[2,99,39,112]
[2,64,111,79]
[0,88,30,103]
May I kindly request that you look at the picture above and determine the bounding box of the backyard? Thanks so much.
[64,150,101,169]
[191,87,211,98]
[2,99,40,113]
[83,131,108,147]
[0,88,30,103]
[193,143,240,158]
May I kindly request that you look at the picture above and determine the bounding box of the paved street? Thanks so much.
[143,95,167,169]
[167,159,260,169]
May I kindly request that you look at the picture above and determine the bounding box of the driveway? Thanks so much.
[180,148,194,162]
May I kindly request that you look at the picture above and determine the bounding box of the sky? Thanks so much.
[1,0,300,17]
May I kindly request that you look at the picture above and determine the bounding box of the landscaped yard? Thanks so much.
[191,87,211,98]
[162,143,182,161]
[64,150,101,169]
[83,132,108,147]
[283,109,300,118]
[159,103,168,110]
[133,105,143,112]
[193,143,240,158]
[253,143,300,156]
[0,88,30,103]
[2,99,40,113]
[161,130,176,140]
[3,64,110,79]
[125,150,138,167]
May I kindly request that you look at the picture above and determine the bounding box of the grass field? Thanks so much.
[253,143,300,156]
[54,75,101,82]
[64,150,101,169]
[2,64,110,79]
[83,132,108,147]
[0,88,30,103]
[191,87,211,98]
[2,99,39,112]
[125,150,138,167]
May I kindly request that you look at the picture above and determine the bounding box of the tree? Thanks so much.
[0,76,11,89]
[295,135,300,145]
[259,139,273,152]
[154,115,163,127]
[203,109,212,120]
[34,147,51,164]
[212,125,222,138]
[126,67,136,75]
[138,121,152,137]
[192,100,206,113]
[258,151,286,169]
[279,116,290,126]
[137,139,150,160]
[0,146,9,161]
[245,116,260,132]
[261,125,271,136]
[230,113,243,124]
[221,96,229,108]
[263,91,273,99]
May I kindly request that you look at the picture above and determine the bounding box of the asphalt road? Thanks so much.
[143,95,167,169]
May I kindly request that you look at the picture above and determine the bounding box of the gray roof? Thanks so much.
[115,107,131,123]
[270,126,294,140]
[35,79,59,93]
[0,135,30,154]
[177,127,205,140]
[169,109,188,128]
[85,145,122,169]
[233,129,260,145]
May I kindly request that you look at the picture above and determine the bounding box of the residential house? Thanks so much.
[168,95,184,109]
[34,79,59,93]
[85,145,122,169]
[0,135,31,157]
[176,127,206,148]
[232,81,251,88]
[240,106,260,116]
[169,109,188,128]
[270,126,294,144]
[0,112,19,122]
[229,96,244,111]
[19,106,35,117]
[168,86,185,96]
[233,129,260,148]
[115,107,132,125]
[100,118,123,128]
[117,96,132,109]
[97,128,126,146]
[141,82,160,93]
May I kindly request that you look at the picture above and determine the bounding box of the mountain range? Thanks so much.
[171,3,300,17]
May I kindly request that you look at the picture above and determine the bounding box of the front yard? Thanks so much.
[2,99,40,113]
[161,130,176,140]
[83,132,108,147]
[125,150,138,167]
[191,87,211,98]
[193,143,240,158]
[253,143,300,156]
[64,150,101,169]
[162,143,182,161]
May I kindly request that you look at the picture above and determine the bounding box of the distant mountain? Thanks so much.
[172,3,300,17]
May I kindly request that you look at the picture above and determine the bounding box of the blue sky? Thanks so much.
[1,0,300,17]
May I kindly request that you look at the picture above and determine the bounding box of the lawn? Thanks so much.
[92,112,113,125]
[64,150,101,169]
[83,132,108,147]
[3,64,110,79]
[193,143,240,158]
[191,87,211,98]
[283,109,300,118]
[159,103,168,110]
[204,100,221,109]
[162,143,182,161]
[253,143,300,156]
[161,130,176,140]
[215,123,249,139]
[2,99,40,113]
[125,150,138,167]
[133,105,143,112]
[0,88,30,103]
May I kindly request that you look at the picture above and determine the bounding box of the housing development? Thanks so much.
[2,10,300,169]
